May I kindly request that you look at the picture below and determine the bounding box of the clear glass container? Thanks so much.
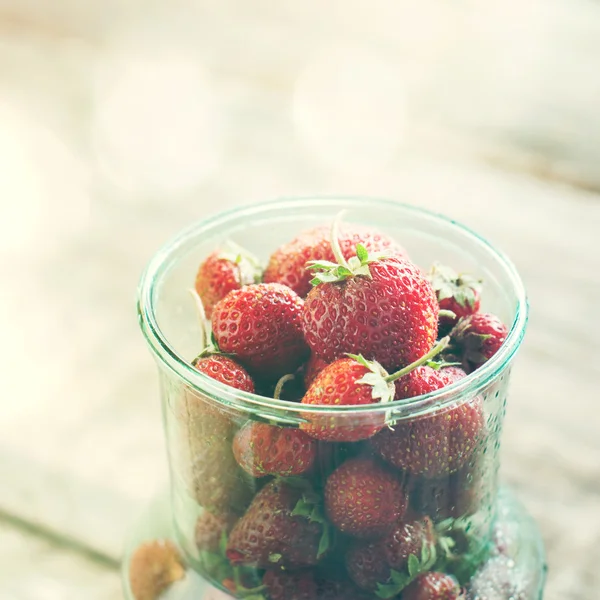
[134,197,542,599]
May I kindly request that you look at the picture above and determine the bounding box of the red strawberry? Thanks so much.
[303,249,438,372]
[233,421,317,477]
[452,313,508,372]
[383,517,436,572]
[226,479,328,569]
[393,365,466,400]
[325,457,408,539]
[263,570,319,600]
[303,353,330,388]
[195,245,262,318]
[264,224,406,298]
[195,511,237,553]
[212,283,310,382]
[429,263,482,333]
[193,354,256,393]
[412,452,484,522]
[301,356,394,442]
[129,541,185,600]
[403,572,466,600]
[371,367,484,477]
[301,341,450,442]
[346,540,392,591]
[181,355,256,514]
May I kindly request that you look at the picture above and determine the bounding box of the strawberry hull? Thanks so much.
[135,198,541,599]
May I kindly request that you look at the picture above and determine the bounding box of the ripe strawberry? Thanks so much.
[370,367,484,477]
[411,452,484,522]
[303,249,438,372]
[232,421,317,477]
[429,263,482,334]
[452,313,508,373]
[195,245,262,318]
[226,479,328,569]
[392,365,466,400]
[325,457,408,539]
[180,354,256,514]
[469,556,530,600]
[263,570,319,600]
[345,540,392,591]
[301,356,395,442]
[188,437,255,515]
[403,572,466,600]
[301,340,450,442]
[303,353,330,388]
[383,517,436,572]
[129,540,185,600]
[212,283,310,382]
[264,224,406,298]
[195,511,237,553]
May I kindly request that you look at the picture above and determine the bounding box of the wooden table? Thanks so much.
[0,3,599,599]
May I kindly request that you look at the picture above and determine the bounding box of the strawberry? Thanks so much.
[181,354,256,514]
[226,478,329,569]
[193,354,256,394]
[263,224,406,298]
[232,421,317,477]
[469,556,530,600]
[211,283,309,382]
[128,540,185,600]
[303,353,330,388]
[301,356,394,442]
[263,570,318,600]
[195,511,237,553]
[188,437,255,515]
[302,243,438,372]
[194,244,262,318]
[370,367,484,477]
[429,263,482,334]
[383,517,436,572]
[392,365,466,400]
[301,340,450,442]
[403,572,466,600]
[452,313,508,372]
[324,457,408,539]
[345,540,392,591]
[411,452,484,522]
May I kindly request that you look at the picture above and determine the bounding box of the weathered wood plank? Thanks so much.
[0,519,120,599]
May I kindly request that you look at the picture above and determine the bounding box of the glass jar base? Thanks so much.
[121,486,546,600]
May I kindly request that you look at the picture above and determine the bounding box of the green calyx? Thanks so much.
[307,242,388,286]
[218,240,263,285]
[307,211,389,286]
[429,263,482,310]
[290,485,331,559]
[376,540,438,598]
[348,354,396,404]
[434,517,492,585]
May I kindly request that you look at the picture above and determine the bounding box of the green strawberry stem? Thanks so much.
[329,210,350,269]
[385,336,450,383]
[438,309,457,320]
[273,373,296,400]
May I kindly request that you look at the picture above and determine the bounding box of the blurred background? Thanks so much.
[0,1,599,599]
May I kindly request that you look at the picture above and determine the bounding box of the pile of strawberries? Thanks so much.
[183,217,510,600]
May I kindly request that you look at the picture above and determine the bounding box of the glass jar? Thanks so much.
[134,197,543,599]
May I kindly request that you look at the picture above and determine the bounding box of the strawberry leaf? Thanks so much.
[408,554,420,578]
[355,372,395,403]
[376,570,411,598]
[356,243,369,263]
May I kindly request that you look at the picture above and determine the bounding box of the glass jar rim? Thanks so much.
[137,196,528,418]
